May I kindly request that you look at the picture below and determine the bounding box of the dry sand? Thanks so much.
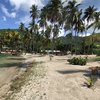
[7,54,100,100]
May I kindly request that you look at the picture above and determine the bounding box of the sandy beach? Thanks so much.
[2,54,99,100]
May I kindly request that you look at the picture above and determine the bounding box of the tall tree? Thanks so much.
[63,0,81,53]
[43,0,63,53]
[87,11,100,53]
[83,5,97,54]
[29,5,39,52]
[83,5,97,35]
[18,22,25,52]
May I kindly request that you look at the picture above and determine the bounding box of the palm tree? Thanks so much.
[52,24,60,50]
[74,9,85,54]
[64,0,81,32]
[41,26,52,50]
[83,5,97,35]
[19,22,25,33]
[29,5,39,52]
[18,22,25,52]
[83,5,97,54]
[39,6,48,29]
[46,0,63,23]
[42,0,63,53]
[87,11,100,54]
[63,0,81,54]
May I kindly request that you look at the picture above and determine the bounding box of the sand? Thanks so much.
[8,54,100,100]
[9,55,100,100]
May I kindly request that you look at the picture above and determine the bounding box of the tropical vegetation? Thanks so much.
[0,0,100,55]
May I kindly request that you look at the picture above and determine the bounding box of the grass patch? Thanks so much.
[0,54,13,59]
[11,62,37,92]
[0,55,24,68]
[5,61,37,100]
[85,75,98,88]
[88,56,100,62]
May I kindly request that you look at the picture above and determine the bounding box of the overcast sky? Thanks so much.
[0,0,100,30]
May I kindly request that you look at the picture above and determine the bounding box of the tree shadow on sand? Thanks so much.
[57,69,100,79]
[0,61,34,68]
[57,69,89,75]
[0,62,23,68]
[8,57,25,61]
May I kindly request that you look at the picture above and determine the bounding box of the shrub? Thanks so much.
[68,57,87,65]
[93,49,100,56]
[85,75,97,88]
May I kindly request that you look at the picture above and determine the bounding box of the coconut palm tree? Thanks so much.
[18,22,26,52]
[39,6,48,29]
[42,0,63,53]
[63,0,81,54]
[46,0,63,23]
[64,0,81,33]
[30,5,39,32]
[29,5,39,52]
[41,25,52,50]
[19,22,25,33]
[83,5,97,35]
[87,11,100,54]
[74,9,85,54]
[83,5,98,54]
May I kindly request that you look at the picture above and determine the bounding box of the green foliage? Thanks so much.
[0,0,100,55]
[68,57,87,65]
[0,54,13,59]
[85,75,97,88]
[93,49,100,56]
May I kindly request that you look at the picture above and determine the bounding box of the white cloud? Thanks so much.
[76,0,84,3]
[9,0,46,11]
[1,4,16,18]
[9,0,84,12]
[16,15,31,26]
[2,16,7,21]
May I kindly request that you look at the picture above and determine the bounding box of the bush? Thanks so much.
[68,57,87,65]
[85,75,97,88]
[93,49,100,56]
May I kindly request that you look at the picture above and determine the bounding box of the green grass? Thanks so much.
[0,54,24,68]
[5,61,37,100]
[88,56,100,62]
[0,54,13,59]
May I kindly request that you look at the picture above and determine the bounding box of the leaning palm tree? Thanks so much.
[87,12,100,34]
[83,5,97,36]
[87,11,100,54]
[83,5,98,54]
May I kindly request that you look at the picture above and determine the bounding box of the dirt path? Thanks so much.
[0,54,37,100]
[0,67,19,99]
[3,54,100,100]
[9,55,100,100]
[46,56,100,100]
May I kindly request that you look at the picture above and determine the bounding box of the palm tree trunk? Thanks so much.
[91,27,96,54]
[71,28,74,55]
